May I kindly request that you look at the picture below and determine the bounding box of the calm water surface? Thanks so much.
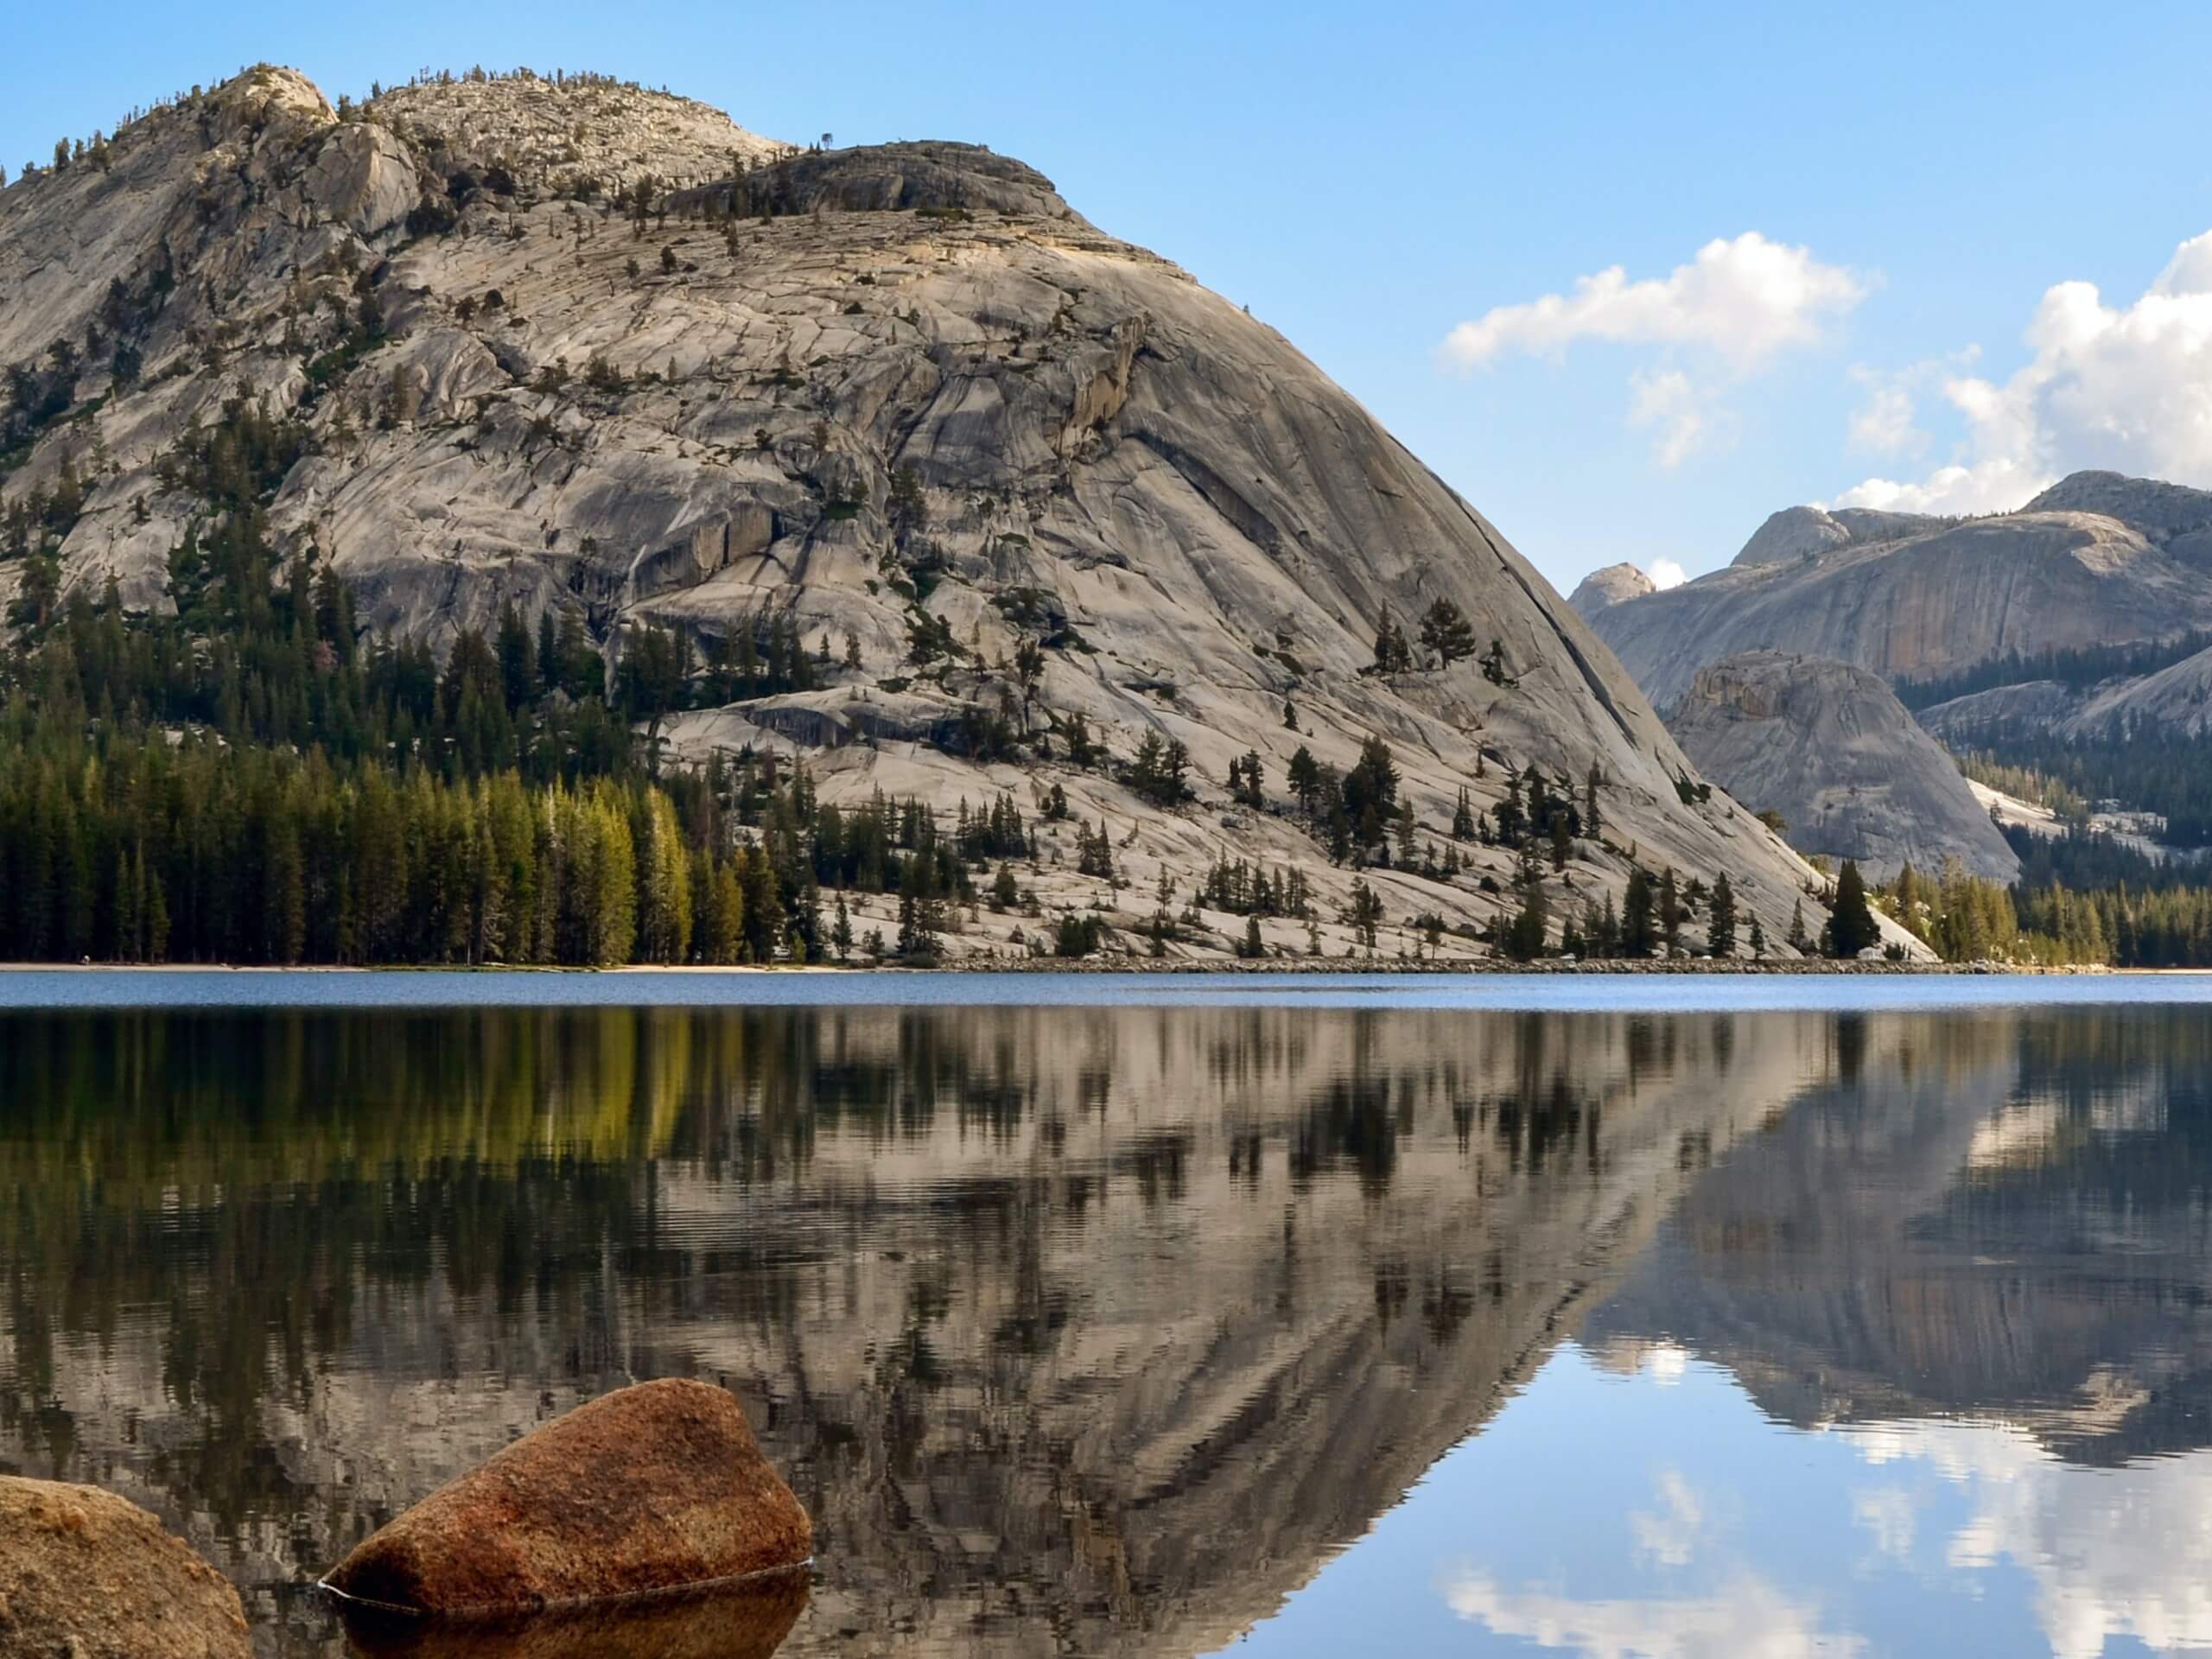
[4,974,2212,1656]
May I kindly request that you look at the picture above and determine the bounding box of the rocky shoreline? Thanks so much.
[950,955,2103,976]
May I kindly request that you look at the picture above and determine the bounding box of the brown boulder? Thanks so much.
[0,1475,249,1659]
[337,1570,808,1659]
[322,1378,810,1614]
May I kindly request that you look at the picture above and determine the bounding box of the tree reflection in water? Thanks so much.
[9,1001,2205,1657]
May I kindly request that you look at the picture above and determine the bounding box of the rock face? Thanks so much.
[0,64,1844,955]
[322,1377,810,1613]
[1582,474,2212,709]
[1565,562,1654,618]
[1668,652,2020,883]
[1919,648,2212,746]
[0,1475,250,1659]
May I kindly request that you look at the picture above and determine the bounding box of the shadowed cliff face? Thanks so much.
[0,1001,1854,1657]
[0,66,1833,952]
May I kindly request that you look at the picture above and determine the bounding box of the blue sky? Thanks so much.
[8,1,2212,594]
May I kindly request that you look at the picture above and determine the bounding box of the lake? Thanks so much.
[5,972,2212,1656]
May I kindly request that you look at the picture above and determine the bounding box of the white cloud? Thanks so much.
[1847,378,1920,457]
[1648,559,1688,591]
[1440,1570,1865,1659]
[1442,233,1864,467]
[1839,1415,2212,1659]
[1844,349,1983,462]
[1850,1485,1918,1561]
[1630,371,1723,468]
[1442,233,1867,373]
[1839,227,2212,510]
[1630,1470,1708,1567]
[1832,458,2046,517]
[1847,383,1919,456]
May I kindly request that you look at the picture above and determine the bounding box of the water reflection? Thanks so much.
[5,1001,2212,1655]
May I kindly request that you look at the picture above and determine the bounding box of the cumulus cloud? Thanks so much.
[1443,233,1866,372]
[1847,381,1920,456]
[1442,233,1864,466]
[1841,1415,2212,1659]
[1630,1471,1708,1567]
[1440,1570,1865,1659]
[1648,559,1688,591]
[1630,370,1723,468]
[1839,228,2212,511]
[1833,458,2047,517]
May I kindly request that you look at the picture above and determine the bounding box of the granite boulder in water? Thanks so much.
[323,1379,810,1614]
[0,1475,250,1658]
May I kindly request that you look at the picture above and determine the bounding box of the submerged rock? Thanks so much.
[323,1378,810,1614]
[0,1475,250,1658]
[338,1570,809,1659]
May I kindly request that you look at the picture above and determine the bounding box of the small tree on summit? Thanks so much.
[1419,597,1478,666]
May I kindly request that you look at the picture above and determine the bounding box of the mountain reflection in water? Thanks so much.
[3,999,2211,1656]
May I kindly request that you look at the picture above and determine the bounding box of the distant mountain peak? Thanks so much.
[1567,562,1655,618]
[2024,471,2212,537]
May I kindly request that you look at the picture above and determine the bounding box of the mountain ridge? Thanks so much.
[0,63,1859,961]
[1575,472,2212,709]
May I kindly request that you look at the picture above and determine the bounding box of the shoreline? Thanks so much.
[0,958,2147,976]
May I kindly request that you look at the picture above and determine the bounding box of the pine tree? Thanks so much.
[1787,899,1810,954]
[1371,610,1412,674]
[1708,873,1738,957]
[1287,747,1321,819]
[1622,870,1656,959]
[1824,860,1880,958]
[1418,597,1478,665]
[1502,846,1550,961]
[1239,913,1265,958]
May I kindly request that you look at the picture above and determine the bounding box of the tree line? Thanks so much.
[1874,830,2212,967]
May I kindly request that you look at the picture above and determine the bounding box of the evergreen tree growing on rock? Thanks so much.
[1708,873,1737,957]
[1371,610,1413,674]
[1621,870,1656,959]
[1419,597,1478,665]
[1824,860,1881,958]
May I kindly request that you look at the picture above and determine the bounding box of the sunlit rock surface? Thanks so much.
[1583,474,2212,708]
[0,66,1838,955]
[1667,652,2020,883]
